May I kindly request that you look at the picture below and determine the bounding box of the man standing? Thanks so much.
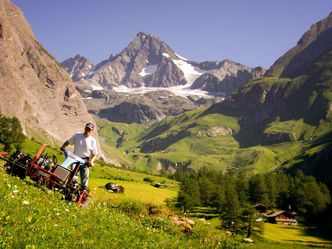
[60,122,98,189]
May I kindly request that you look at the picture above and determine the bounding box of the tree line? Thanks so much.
[174,166,331,234]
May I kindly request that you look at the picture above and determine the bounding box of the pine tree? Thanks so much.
[0,115,25,151]
[219,175,241,233]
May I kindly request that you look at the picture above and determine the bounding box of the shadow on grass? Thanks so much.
[302,224,332,243]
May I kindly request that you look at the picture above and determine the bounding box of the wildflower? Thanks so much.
[65,209,69,212]
[23,200,29,205]
[12,190,19,194]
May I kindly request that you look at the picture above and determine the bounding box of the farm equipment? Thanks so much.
[0,144,91,206]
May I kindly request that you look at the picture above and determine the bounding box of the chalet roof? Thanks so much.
[266,210,295,218]
[267,211,285,217]
[255,204,267,208]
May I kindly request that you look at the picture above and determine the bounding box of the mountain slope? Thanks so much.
[0,0,94,143]
[198,13,332,186]
[266,11,332,78]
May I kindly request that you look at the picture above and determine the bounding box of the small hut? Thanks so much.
[254,204,267,214]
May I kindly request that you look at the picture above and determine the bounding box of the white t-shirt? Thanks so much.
[67,133,98,159]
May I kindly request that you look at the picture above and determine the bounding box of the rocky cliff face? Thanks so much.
[266,11,332,78]
[0,0,94,143]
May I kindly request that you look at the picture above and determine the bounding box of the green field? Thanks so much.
[89,165,179,205]
[263,223,332,247]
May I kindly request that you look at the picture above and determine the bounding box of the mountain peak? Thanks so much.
[61,55,93,81]
[136,32,159,40]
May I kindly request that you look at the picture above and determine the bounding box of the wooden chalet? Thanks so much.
[266,210,298,225]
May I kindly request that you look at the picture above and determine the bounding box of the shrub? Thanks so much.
[143,177,154,183]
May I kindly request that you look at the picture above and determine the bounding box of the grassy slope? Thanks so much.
[97,106,328,177]
[1,164,329,249]
[0,166,237,249]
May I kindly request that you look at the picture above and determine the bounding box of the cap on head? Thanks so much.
[85,122,94,130]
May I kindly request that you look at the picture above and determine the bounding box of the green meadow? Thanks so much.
[263,223,332,248]
[0,163,241,249]
[89,165,179,205]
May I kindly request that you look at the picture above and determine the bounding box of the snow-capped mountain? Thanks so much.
[62,32,263,97]
[61,32,265,123]
[61,54,93,81]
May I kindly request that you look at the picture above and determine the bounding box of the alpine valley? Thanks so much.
[63,11,332,191]
[0,0,332,192]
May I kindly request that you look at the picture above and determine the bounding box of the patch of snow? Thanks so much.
[112,84,223,99]
[83,97,93,100]
[90,84,104,90]
[173,59,206,84]
[175,53,188,61]
[81,72,86,77]
[139,64,158,77]
[83,89,92,93]
[162,53,170,58]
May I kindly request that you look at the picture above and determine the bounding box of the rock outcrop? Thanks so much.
[191,63,266,95]
[99,102,164,124]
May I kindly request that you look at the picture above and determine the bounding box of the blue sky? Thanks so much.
[12,0,332,68]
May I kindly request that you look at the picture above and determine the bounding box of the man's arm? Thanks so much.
[88,154,97,167]
[60,141,69,151]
